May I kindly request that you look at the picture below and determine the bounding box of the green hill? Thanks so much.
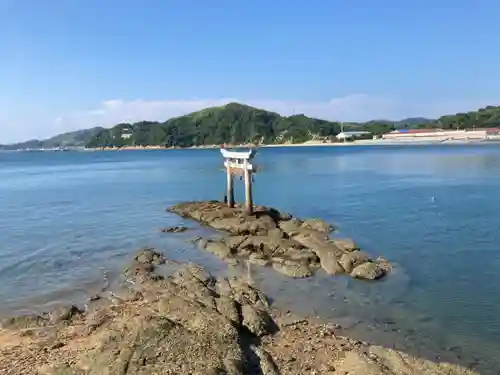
[0,127,104,150]
[4,103,500,150]
[86,103,396,148]
[87,102,500,148]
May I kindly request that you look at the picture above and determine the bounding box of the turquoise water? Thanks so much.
[1,146,500,373]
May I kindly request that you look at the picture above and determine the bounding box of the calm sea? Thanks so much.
[1,145,500,373]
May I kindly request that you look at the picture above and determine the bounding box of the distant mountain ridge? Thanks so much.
[3,102,500,150]
[0,127,104,150]
[85,102,394,148]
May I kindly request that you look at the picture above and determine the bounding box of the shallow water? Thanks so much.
[1,146,500,373]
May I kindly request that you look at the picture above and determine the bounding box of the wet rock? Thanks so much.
[241,304,276,336]
[272,258,314,278]
[181,263,216,286]
[169,201,392,282]
[203,240,233,259]
[351,262,387,280]
[248,253,271,266]
[375,256,392,274]
[134,247,167,265]
[331,238,358,252]
[160,225,189,233]
[339,251,370,273]
[49,305,83,324]
[300,218,333,233]
[0,314,48,330]
[225,235,248,250]
[124,260,155,278]
[237,235,305,258]
[278,218,303,236]
[292,231,337,253]
[252,345,281,375]
[309,246,343,275]
[219,277,269,309]
[216,297,241,325]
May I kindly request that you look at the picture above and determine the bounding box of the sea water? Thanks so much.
[1,145,500,373]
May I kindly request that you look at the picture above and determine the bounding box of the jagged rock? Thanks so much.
[203,240,233,259]
[160,225,189,233]
[331,238,358,252]
[241,304,276,337]
[216,297,241,325]
[124,260,156,278]
[292,231,337,254]
[49,305,83,324]
[134,247,167,265]
[252,345,281,375]
[249,253,271,266]
[278,218,303,236]
[267,227,285,240]
[225,235,248,250]
[272,258,314,278]
[0,251,480,375]
[0,314,48,330]
[169,201,391,282]
[351,262,387,280]
[220,277,269,309]
[318,250,345,275]
[339,251,370,273]
[300,218,333,233]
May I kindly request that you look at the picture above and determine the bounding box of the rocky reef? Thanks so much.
[168,201,391,280]
[0,249,478,375]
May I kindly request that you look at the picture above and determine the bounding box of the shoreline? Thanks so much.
[0,200,495,373]
[0,247,480,375]
[86,138,500,151]
[4,138,500,153]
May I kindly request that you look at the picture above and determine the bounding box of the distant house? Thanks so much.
[336,131,372,141]
[121,130,133,140]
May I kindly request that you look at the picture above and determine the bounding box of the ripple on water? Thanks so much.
[2,146,500,373]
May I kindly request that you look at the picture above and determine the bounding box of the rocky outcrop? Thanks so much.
[160,225,189,233]
[169,201,390,280]
[0,250,478,375]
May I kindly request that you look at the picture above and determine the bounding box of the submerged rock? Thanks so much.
[272,259,314,278]
[339,251,370,273]
[351,262,387,280]
[160,225,189,233]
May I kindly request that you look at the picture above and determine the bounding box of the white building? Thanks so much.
[336,131,372,141]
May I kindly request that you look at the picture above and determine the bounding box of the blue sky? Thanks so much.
[1,0,499,143]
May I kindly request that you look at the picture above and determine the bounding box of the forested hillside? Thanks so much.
[85,103,395,148]
[4,103,500,150]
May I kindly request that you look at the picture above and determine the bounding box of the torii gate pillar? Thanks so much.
[220,147,257,215]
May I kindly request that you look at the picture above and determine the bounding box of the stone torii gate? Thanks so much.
[220,147,257,214]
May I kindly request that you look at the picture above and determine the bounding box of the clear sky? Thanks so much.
[1,0,499,143]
